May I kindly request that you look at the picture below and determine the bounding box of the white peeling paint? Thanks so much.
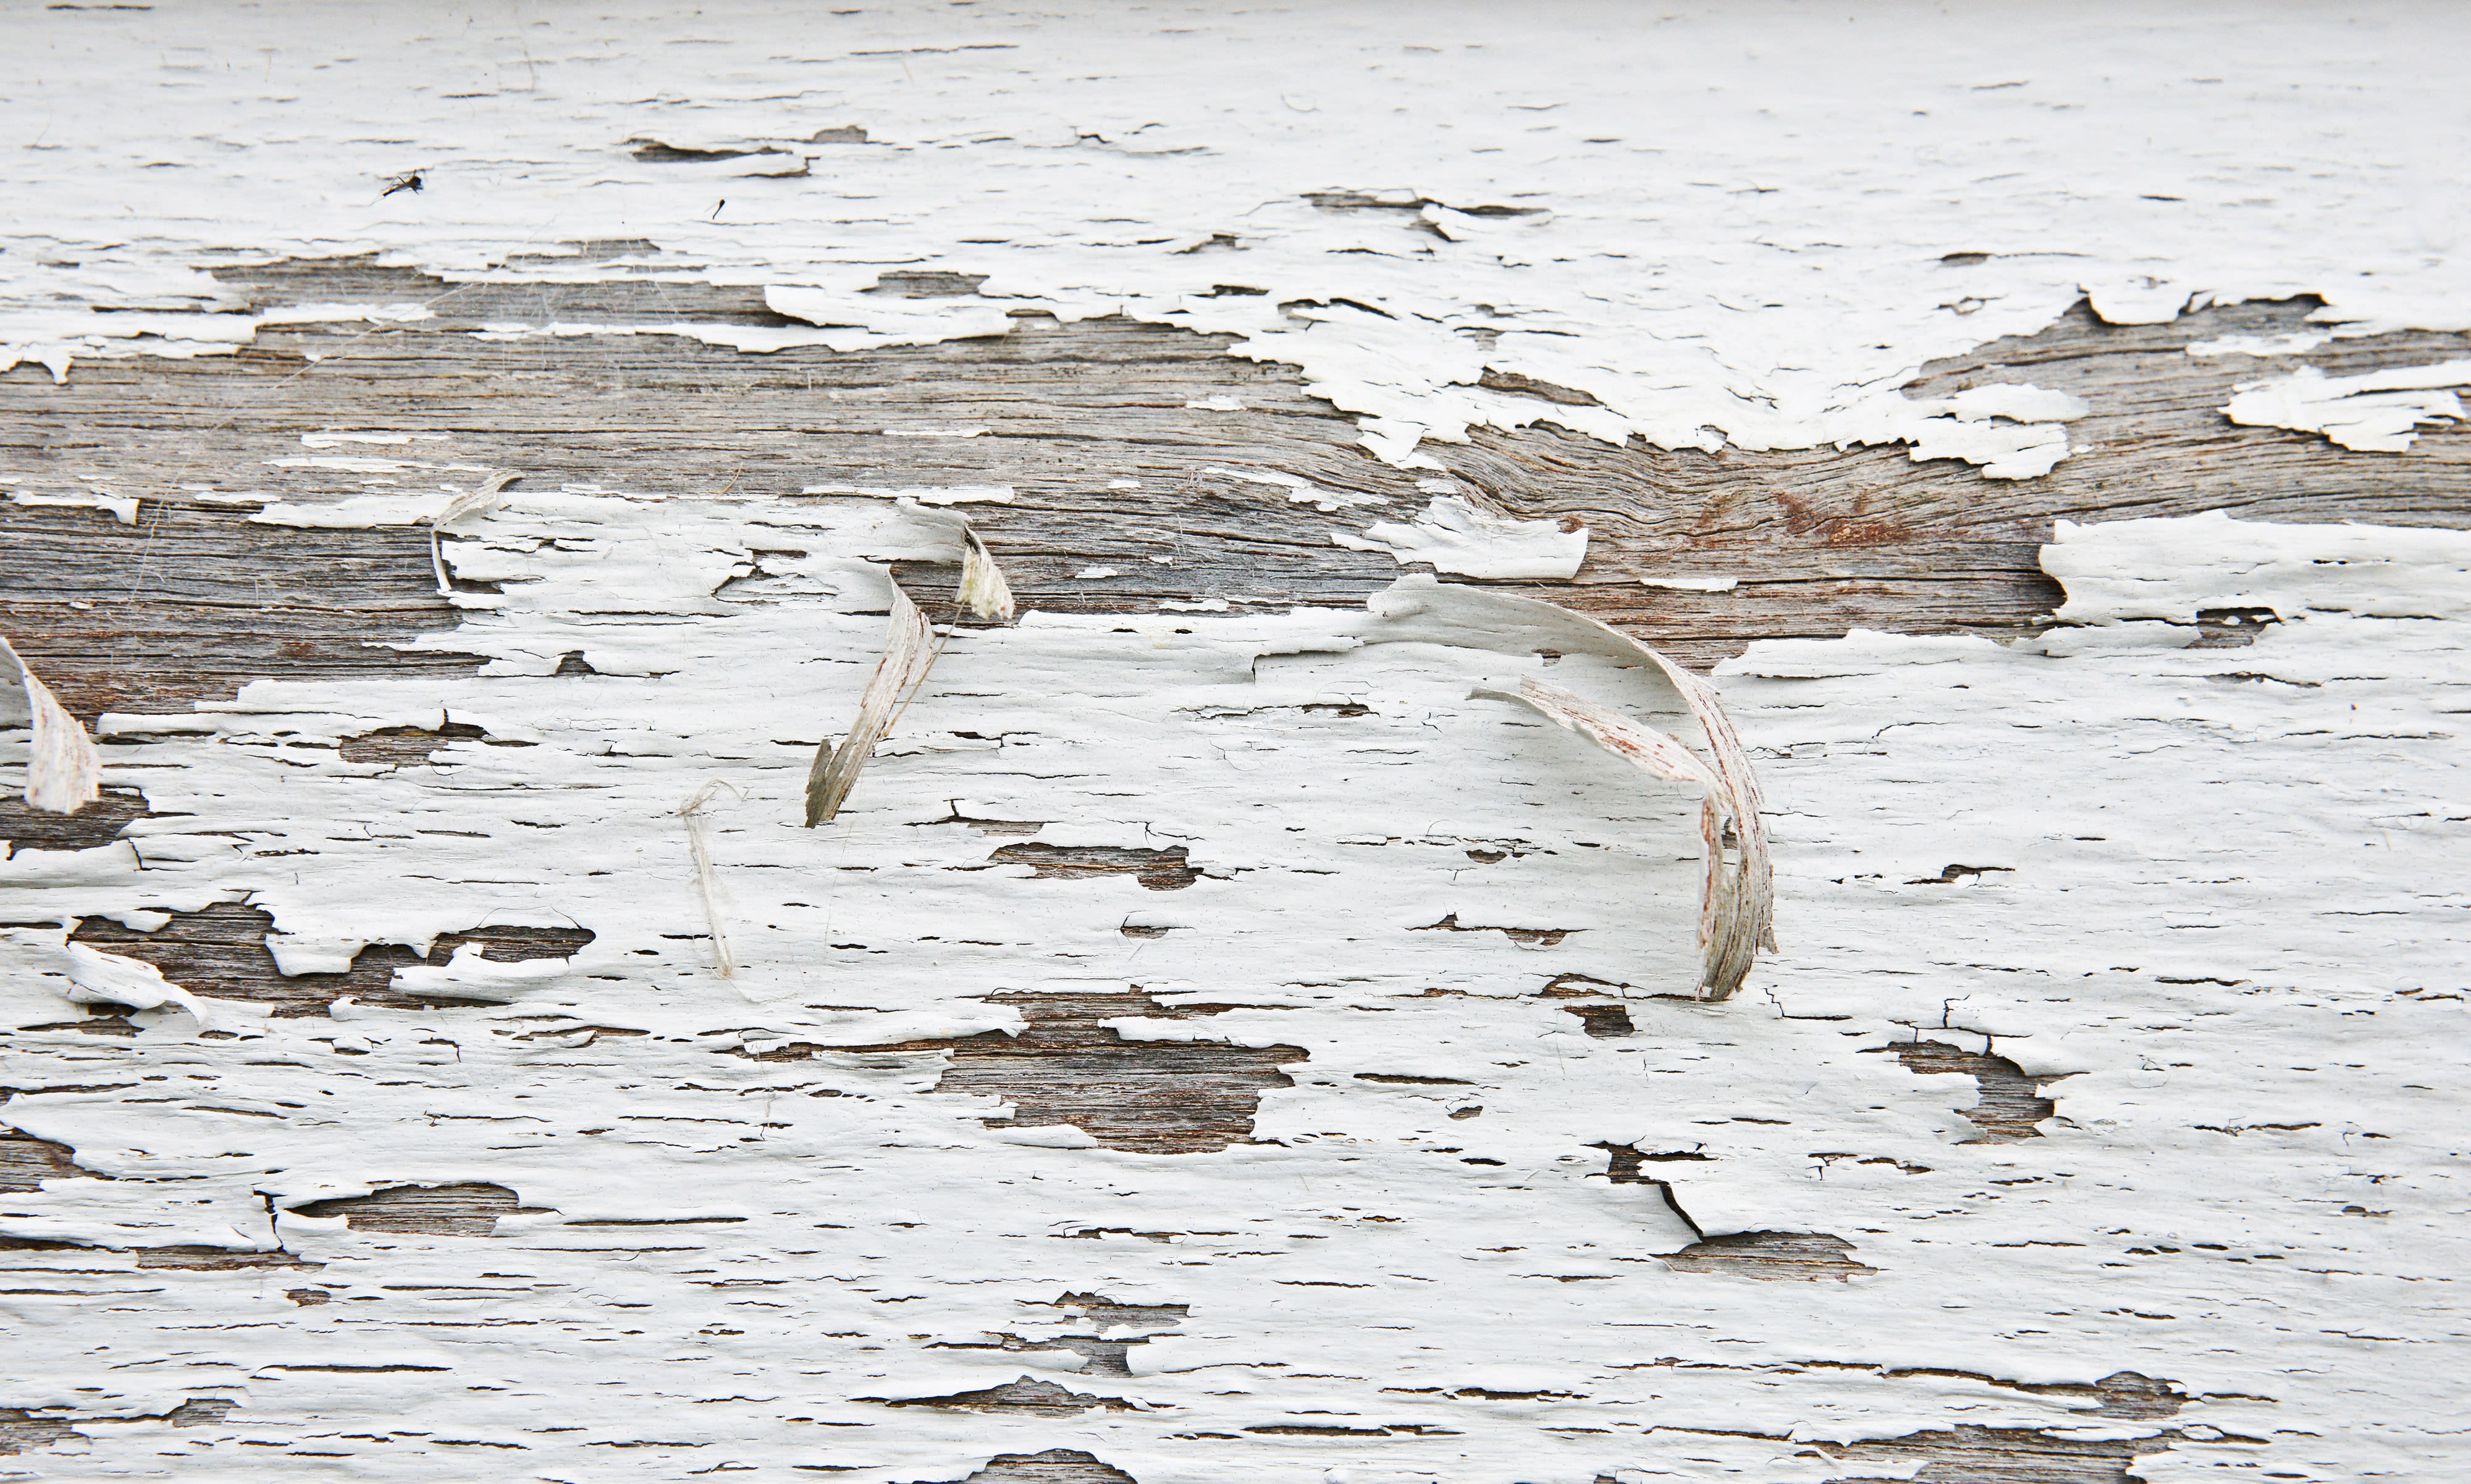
[2185,332,2333,359]
[4,4,2467,1477]
[1203,465,1385,514]
[6,3,2469,473]
[1846,382,2090,479]
[250,493,460,528]
[255,301,435,327]
[2,487,2464,1480]
[2079,274,2203,326]
[1335,497,1589,579]
[804,483,1019,505]
[2221,359,2471,452]
[2042,508,2471,626]
[262,936,365,977]
[1938,385,2090,424]
[6,488,139,525]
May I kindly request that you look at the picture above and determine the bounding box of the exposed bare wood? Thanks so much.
[295,1183,550,1236]
[67,906,596,1018]
[6,263,2464,731]
[735,989,1306,1155]
[1877,1039,2076,1143]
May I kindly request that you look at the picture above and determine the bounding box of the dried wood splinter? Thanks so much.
[1,637,102,816]
[804,527,1015,827]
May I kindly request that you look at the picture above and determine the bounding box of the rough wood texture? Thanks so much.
[0,503,482,723]
[1499,298,2471,646]
[966,1449,1136,1484]
[0,1130,93,1193]
[295,1182,550,1236]
[0,788,148,855]
[6,261,2464,727]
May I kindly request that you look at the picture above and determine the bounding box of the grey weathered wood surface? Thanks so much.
[4,258,2465,1481]
[9,257,2467,725]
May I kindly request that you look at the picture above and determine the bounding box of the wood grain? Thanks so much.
[7,259,2463,726]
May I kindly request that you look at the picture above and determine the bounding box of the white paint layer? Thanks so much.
[804,483,1018,505]
[5,488,139,525]
[3,487,2464,1482]
[2221,359,2471,451]
[6,2,2469,472]
[1334,497,1589,579]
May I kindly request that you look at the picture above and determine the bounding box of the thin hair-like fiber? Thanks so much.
[677,780,744,978]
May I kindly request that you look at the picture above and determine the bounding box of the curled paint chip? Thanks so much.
[61,941,216,1027]
[959,527,1017,621]
[1360,577,1772,999]
[0,636,102,815]
[426,470,518,595]
[433,469,520,531]
[1492,666,1774,1002]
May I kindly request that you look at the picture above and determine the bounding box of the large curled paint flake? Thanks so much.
[1352,577,1775,1000]
[1497,670,1774,999]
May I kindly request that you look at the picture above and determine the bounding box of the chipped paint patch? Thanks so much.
[1335,498,1588,579]
[2,488,2463,1479]
[6,5,2470,477]
[2221,359,2471,451]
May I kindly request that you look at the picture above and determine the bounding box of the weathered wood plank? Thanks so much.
[7,262,2462,730]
